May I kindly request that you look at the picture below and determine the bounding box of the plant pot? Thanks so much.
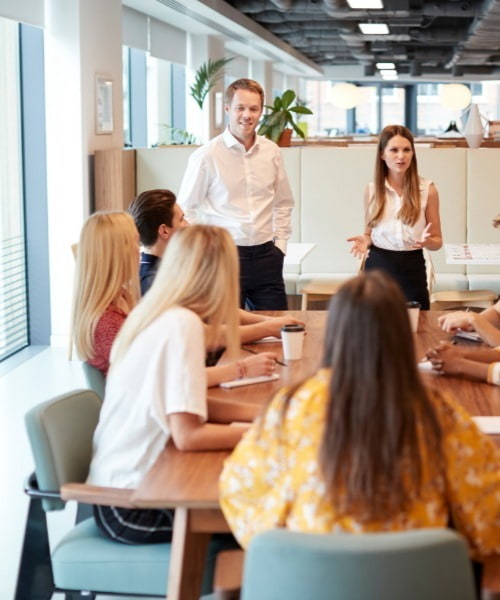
[277,128,293,147]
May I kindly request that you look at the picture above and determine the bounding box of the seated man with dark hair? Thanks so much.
[128,189,188,295]
[128,189,304,347]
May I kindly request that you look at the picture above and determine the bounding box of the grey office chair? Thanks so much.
[17,388,219,599]
[240,528,477,600]
[82,361,106,400]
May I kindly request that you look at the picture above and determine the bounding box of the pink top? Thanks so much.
[88,307,127,376]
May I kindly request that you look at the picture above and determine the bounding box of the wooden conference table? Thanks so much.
[126,310,500,600]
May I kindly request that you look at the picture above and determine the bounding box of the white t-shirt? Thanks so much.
[87,306,208,488]
[370,177,432,251]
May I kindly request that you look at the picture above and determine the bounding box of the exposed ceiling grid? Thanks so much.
[224,0,500,78]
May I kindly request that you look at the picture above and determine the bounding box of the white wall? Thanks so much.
[44,0,124,346]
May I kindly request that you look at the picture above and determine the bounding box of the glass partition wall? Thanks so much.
[304,80,500,138]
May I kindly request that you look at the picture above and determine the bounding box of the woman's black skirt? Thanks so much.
[365,245,430,309]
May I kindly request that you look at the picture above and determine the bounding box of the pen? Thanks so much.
[242,346,287,367]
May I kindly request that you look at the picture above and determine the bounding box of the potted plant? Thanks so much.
[258,89,313,146]
[154,124,198,146]
[189,57,234,110]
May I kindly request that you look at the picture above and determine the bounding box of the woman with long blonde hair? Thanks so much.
[347,124,442,309]
[70,210,140,375]
[87,225,257,544]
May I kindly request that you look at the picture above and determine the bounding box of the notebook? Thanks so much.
[454,330,482,342]
[220,373,280,388]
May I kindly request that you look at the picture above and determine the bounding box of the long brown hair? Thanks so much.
[318,271,442,521]
[368,124,421,227]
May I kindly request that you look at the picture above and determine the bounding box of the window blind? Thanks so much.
[0,235,28,361]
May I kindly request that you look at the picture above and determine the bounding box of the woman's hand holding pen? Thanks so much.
[240,352,279,377]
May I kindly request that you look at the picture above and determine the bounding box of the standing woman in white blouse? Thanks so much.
[348,124,442,309]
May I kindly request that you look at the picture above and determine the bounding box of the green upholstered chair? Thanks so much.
[82,361,106,400]
[17,389,218,599]
[240,528,477,600]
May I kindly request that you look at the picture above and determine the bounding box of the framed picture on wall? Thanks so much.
[95,74,113,134]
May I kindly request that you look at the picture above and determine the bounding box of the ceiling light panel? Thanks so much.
[346,0,383,8]
[358,23,390,34]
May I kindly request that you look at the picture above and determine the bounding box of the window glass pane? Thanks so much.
[380,86,405,130]
[0,17,28,361]
[473,81,500,123]
[147,54,172,147]
[143,55,188,146]
[354,86,378,134]
[416,83,469,136]
[306,80,348,137]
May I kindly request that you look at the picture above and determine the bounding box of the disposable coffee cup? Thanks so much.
[406,301,421,333]
[281,324,306,361]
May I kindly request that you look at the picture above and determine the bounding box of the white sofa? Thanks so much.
[134,146,500,297]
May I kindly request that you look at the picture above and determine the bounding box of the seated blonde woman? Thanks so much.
[70,211,140,375]
[87,225,260,543]
[438,300,500,348]
[70,210,277,383]
[220,271,500,590]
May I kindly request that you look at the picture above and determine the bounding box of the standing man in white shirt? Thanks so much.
[177,78,294,310]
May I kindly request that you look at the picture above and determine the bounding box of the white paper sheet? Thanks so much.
[445,243,500,264]
[472,416,500,434]
[220,373,280,388]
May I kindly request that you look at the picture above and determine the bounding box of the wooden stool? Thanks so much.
[430,289,497,311]
[300,283,340,310]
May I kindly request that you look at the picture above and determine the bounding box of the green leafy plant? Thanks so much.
[154,124,198,146]
[189,58,234,110]
[258,90,313,143]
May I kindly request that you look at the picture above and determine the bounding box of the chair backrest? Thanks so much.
[241,528,476,600]
[25,389,102,511]
[82,361,106,400]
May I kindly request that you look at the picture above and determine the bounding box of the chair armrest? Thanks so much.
[24,472,61,500]
[61,482,135,508]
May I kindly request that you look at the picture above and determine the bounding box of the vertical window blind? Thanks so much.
[0,236,28,361]
[0,17,28,361]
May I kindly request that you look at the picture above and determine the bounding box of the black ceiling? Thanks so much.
[225,0,500,78]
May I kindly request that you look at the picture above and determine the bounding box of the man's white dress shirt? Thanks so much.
[178,128,294,254]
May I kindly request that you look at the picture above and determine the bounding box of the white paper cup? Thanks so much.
[406,301,421,333]
[281,324,305,360]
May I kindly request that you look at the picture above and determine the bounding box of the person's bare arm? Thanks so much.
[238,309,266,325]
[438,303,500,347]
[207,397,259,423]
[426,342,489,381]
[413,184,442,251]
[347,184,373,259]
[167,412,246,451]
[206,352,278,387]
[209,315,304,348]
[461,347,500,363]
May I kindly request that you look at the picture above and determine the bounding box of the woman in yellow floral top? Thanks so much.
[219,271,500,565]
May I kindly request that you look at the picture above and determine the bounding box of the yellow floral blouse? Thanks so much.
[219,368,500,559]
